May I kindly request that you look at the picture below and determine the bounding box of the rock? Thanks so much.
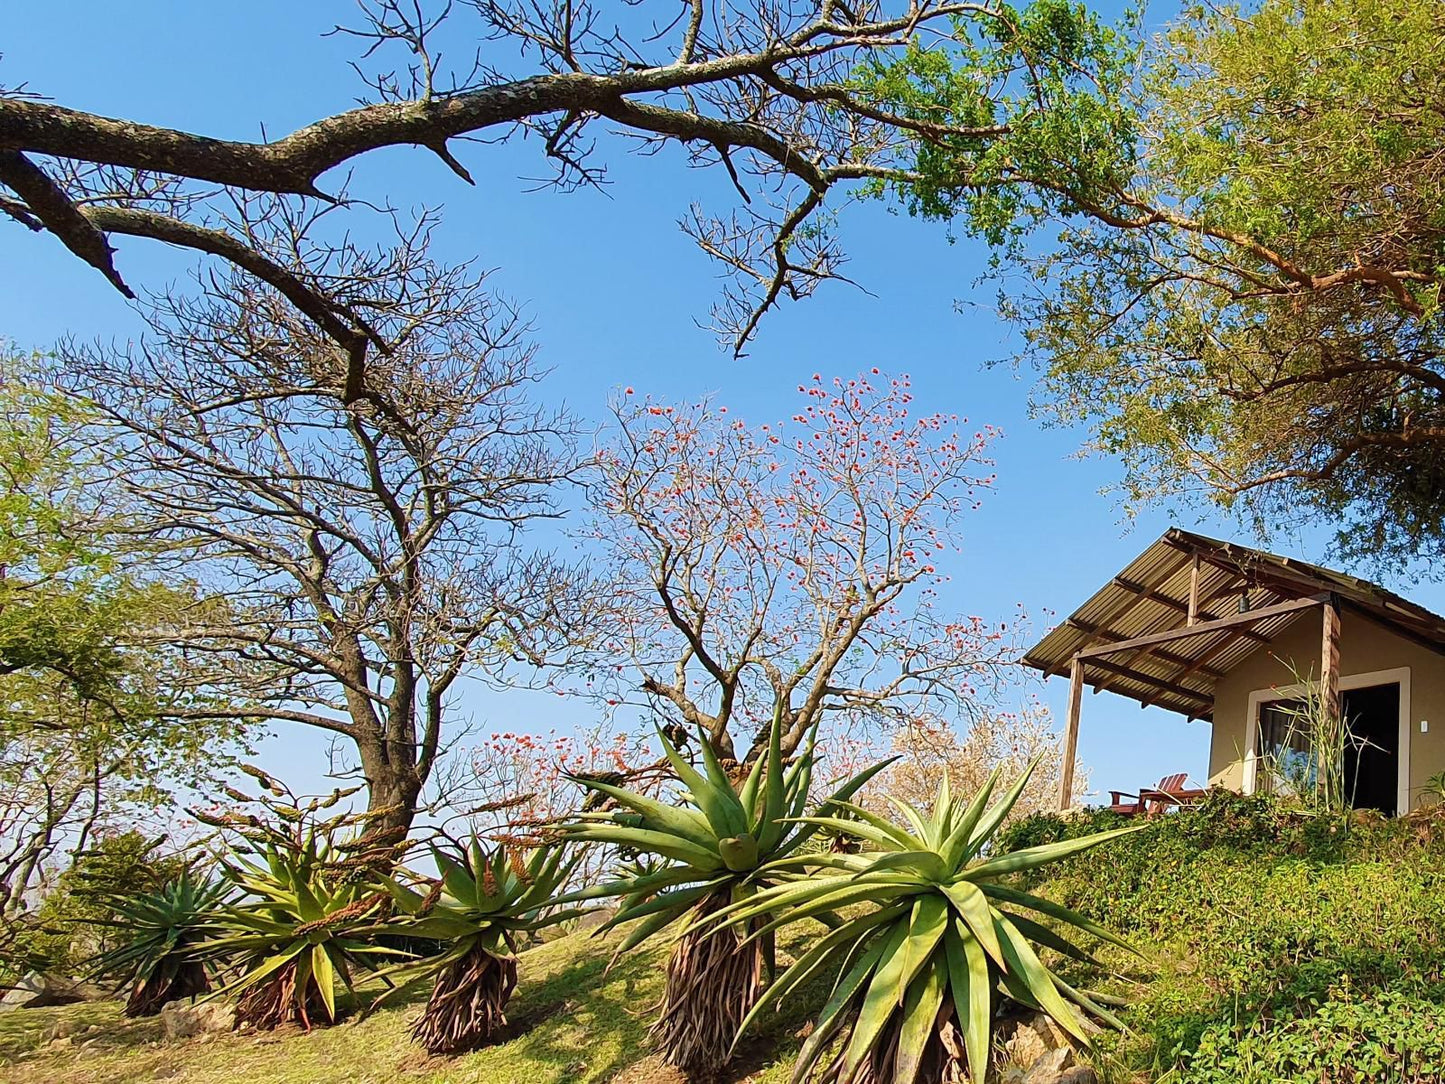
[1022,1048,1074,1082]
[1055,1068,1097,1084]
[0,972,106,1011]
[160,999,236,1040]
[1005,1013,1072,1068]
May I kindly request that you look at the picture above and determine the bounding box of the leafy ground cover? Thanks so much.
[1004,792,1445,1083]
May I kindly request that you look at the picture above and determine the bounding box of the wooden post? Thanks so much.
[1059,657,1084,811]
[1186,553,1201,626]
[1320,598,1341,722]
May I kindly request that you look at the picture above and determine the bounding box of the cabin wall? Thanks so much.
[1208,610,1445,810]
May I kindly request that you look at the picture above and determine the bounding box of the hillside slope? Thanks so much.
[1007,794,1445,1083]
[7,794,1445,1084]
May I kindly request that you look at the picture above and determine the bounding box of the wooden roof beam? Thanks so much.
[1111,575,1271,640]
[1054,619,1227,679]
[1081,656,1213,707]
[1076,594,1328,661]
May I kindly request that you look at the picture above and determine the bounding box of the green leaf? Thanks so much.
[560,824,724,872]
[657,725,746,839]
[896,954,948,1084]
[312,944,337,1021]
[755,705,789,852]
[994,912,1090,1045]
[966,824,1148,879]
[965,755,1041,853]
[979,882,1139,956]
[842,921,913,1077]
[941,881,1006,970]
[944,917,993,1084]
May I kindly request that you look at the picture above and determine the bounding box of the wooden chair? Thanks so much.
[1107,773,1200,816]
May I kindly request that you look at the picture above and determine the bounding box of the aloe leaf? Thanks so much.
[895,954,949,1084]
[938,764,1003,867]
[559,824,725,872]
[966,824,1148,880]
[312,944,337,1021]
[964,756,1041,854]
[944,917,993,1084]
[994,912,1091,1045]
[941,881,1006,969]
[738,902,909,1041]
[657,725,746,839]
[815,799,921,849]
[979,883,1140,956]
[863,850,949,882]
[1003,910,1102,968]
[755,706,788,852]
[841,921,913,1077]
[603,881,723,932]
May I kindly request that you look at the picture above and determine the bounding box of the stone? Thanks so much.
[0,972,106,1011]
[1005,1013,1072,1068]
[1056,1068,1098,1084]
[160,999,236,1040]
[1021,1048,1075,1083]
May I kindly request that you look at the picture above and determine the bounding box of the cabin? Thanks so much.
[1023,529,1445,816]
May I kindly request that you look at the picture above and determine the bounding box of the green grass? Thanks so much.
[0,926,815,1084]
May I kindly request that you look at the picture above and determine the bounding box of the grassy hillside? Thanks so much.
[0,923,829,1084]
[8,794,1445,1084]
[1005,793,1445,1083]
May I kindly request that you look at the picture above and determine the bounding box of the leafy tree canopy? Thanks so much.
[874,0,1445,568]
[0,352,248,915]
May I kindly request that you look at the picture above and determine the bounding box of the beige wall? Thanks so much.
[1208,610,1445,811]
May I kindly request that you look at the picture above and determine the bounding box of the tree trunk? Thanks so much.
[356,743,421,854]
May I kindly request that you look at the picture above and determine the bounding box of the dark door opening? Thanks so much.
[1342,683,1400,817]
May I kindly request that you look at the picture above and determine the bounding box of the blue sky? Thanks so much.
[7,2,1432,802]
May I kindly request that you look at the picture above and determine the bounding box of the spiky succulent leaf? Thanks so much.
[719,758,1143,1083]
[372,839,585,998]
[557,713,890,955]
[204,831,396,1028]
[86,869,229,1014]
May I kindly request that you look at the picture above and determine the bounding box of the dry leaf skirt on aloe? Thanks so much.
[649,890,766,1072]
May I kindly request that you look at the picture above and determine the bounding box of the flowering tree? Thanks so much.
[579,372,1020,766]
[878,703,1088,824]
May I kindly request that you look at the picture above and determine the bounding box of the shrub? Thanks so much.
[87,868,228,1016]
[558,714,891,1072]
[1012,792,1445,1078]
[206,824,396,1029]
[375,840,585,1055]
[1181,989,1445,1084]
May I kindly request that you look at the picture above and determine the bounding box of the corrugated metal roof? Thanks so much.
[1022,529,1445,721]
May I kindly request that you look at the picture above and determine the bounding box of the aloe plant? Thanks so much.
[558,713,892,1071]
[376,839,586,1054]
[206,827,397,1030]
[88,869,229,1017]
[716,761,1142,1084]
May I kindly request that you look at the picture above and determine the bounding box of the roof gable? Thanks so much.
[1021,529,1445,720]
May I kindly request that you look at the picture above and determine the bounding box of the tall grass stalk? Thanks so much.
[1259,666,1373,816]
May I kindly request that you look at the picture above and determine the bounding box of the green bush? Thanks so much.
[1,831,187,981]
[1009,793,1445,1079]
[1181,989,1445,1084]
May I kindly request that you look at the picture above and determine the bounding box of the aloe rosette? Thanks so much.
[717,761,1143,1084]
[206,831,398,1030]
[376,839,586,1054]
[88,869,230,1017]
[557,713,893,1071]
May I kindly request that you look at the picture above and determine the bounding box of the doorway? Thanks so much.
[1342,683,1400,816]
[1247,667,1410,816]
